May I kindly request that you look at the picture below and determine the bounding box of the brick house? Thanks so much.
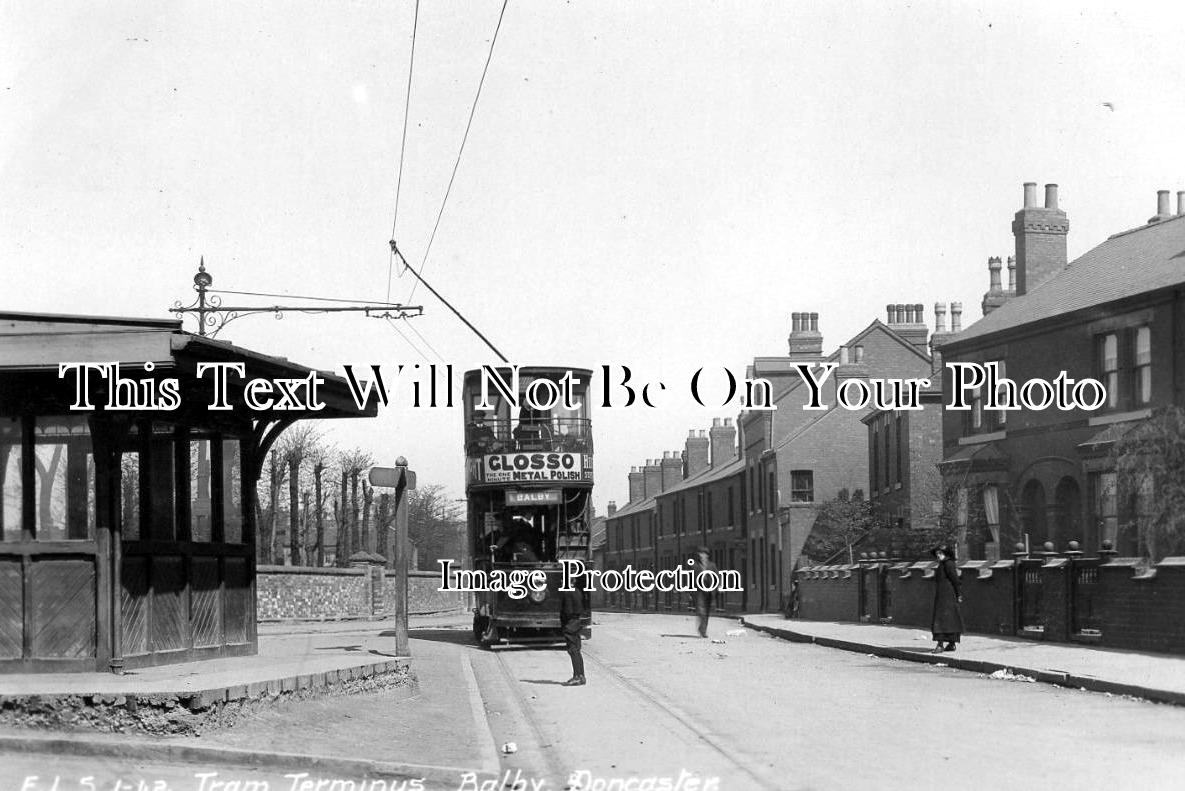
[739,310,936,610]
[939,183,1185,559]
[602,419,745,610]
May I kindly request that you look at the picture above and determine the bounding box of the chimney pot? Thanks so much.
[724,417,732,426]
[809,312,819,331]
[914,303,924,322]
[1007,256,1016,291]
[699,430,707,437]
[1159,190,1171,218]
[886,304,895,324]
[712,417,722,427]
[1023,182,1037,208]
[791,312,801,332]
[934,302,947,333]
[1044,183,1059,210]
[1178,191,1185,216]
[988,257,1002,291]
[839,346,849,365]
[950,302,963,333]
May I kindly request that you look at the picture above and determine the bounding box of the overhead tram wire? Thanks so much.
[387,0,421,303]
[390,240,509,363]
[400,314,447,363]
[406,0,510,302]
[384,316,432,363]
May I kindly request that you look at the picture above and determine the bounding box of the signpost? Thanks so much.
[369,458,415,656]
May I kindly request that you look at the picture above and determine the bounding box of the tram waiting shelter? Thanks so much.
[0,312,377,672]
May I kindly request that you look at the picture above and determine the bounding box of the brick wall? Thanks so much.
[794,555,1185,655]
[258,565,466,621]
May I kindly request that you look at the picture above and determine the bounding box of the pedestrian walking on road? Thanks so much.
[930,545,963,653]
[692,546,719,638]
[560,574,587,686]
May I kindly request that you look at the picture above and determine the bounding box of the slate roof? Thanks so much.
[950,212,1185,346]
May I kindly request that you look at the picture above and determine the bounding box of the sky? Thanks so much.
[4,1,1185,515]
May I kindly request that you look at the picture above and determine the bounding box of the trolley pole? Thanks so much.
[369,458,416,657]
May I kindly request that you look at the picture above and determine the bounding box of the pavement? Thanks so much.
[743,614,1185,705]
[0,612,501,788]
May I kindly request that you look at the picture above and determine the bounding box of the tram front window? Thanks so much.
[492,509,555,563]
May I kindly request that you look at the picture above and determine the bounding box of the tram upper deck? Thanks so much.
[462,366,594,489]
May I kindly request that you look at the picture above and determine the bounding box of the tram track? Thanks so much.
[484,636,784,790]
[579,645,784,791]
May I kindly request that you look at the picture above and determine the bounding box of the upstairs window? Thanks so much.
[1134,326,1151,405]
[1097,333,1119,409]
[790,471,814,503]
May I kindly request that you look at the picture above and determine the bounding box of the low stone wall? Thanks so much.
[793,553,1185,654]
[258,565,466,621]
[257,566,370,621]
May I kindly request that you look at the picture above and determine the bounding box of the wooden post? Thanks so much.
[393,458,410,657]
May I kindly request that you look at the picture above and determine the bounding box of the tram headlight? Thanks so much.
[528,586,547,604]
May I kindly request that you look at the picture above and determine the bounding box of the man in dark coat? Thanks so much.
[930,545,964,652]
[559,573,587,686]
[692,546,719,638]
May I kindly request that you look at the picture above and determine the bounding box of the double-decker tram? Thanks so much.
[462,366,594,646]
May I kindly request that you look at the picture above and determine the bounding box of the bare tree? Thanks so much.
[337,448,373,565]
[259,449,287,565]
[276,423,323,566]
[406,484,465,571]
[308,440,335,566]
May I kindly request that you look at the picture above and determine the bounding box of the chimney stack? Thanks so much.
[888,300,929,353]
[982,256,1010,315]
[930,302,956,374]
[628,466,643,503]
[643,459,661,499]
[709,417,736,468]
[685,429,710,478]
[1013,181,1069,296]
[787,311,823,360]
[661,451,682,491]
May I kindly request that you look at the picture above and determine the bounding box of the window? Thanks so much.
[727,486,734,527]
[790,471,814,503]
[993,360,1007,427]
[882,419,890,487]
[756,465,764,512]
[1134,326,1151,405]
[894,413,904,486]
[0,417,21,541]
[190,436,214,542]
[34,416,95,541]
[767,470,777,512]
[971,386,983,430]
[1097,333,1119,409]
[222,438,243,543]
[871,424,880,492]
[853,345,865,364]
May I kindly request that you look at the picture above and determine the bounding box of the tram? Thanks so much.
[462,366,594,646]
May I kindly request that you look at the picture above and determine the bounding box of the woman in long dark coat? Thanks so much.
[931,546,963,653]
